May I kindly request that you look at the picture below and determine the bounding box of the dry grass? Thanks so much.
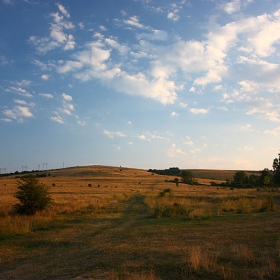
[0,165,279,280]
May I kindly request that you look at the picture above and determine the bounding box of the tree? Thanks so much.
[174,177,179,186]
[14,175,52,215]
[272,157,280,186]
[248,174,260,186]
[233,171,248,185]
[260,168,272,186]
[181,170,194,184]
[272,158,279,172]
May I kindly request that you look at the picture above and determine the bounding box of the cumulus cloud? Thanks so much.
[5,87,32,98]
[41,74,50,80]
[183,136,194,146]
[104,130,127,138]
[29,4,75,53]
[30,3,280,115]
[50,115,64,124]
[222,0,242,14]
[137,30,168,41]
[123,15,147,29]
[189,108,209,114]
[3,106,33,122]
[62,93,72,101]
[167,143,186,158]
[39,93,54,98]
[138,134,146,140]
[56,3,70,18]
[167,10,180,21]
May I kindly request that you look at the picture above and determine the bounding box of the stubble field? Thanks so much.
[0,165,279,280]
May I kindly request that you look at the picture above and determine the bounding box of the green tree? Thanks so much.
[233,171,248,185]
[181,170,194,184]
[272,157,280,186]
[248,174,260,186]
[272,158,279,172]
[14,175,52,215]
[260,168,272,186]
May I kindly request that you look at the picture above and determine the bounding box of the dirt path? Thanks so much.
[0,195,153,280]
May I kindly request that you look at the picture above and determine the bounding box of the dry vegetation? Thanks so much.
[0,165,279,280]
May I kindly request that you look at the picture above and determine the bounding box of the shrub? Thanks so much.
[13,175,52,215]
[154,202,191,218]
[260,194,275,212]
[158,188,173,198]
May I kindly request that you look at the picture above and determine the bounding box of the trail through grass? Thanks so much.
[0,166,279,280]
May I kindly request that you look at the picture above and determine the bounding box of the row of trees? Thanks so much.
[179,153,280,188]
[232,156,280,187]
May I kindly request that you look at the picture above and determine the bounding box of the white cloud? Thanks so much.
[167,8,180,22]
[41,74,50,80]
[124,15,146,29]
[223,0,242,14]
[264,127,280,136]
[29,5,75,53]
[105,38,129,55]
[113,72,177,104]
[57,60,83,73]
[39,93,54,98]
[39,5,280,110]
[77,120,86,126]
[78,22,84,29]
[183,136,194,146]
[3,106,33,122]
[167,143,186,158]
[16,80,31,87]
[179,102,188,108]
[190,148,201,154]
[5,87,32,97]
[15,106,33,118]
[189,108,209,114]
[137,30,168,41]
[56,3,70,18]
[100,25,107,31]
[62,93,72,101]
[51,115,64,124]
[13,99,27,105]
[138,134,146,140]
[3,109,17,120]
[171,111,178,117]
[214,85,222,91]
[104,130,127,138]
[1,118,12,122]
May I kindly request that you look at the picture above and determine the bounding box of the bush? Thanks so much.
[260,194,275,212]
[158,188,173,198]
[13,175,52,215]
[154,202,191,218]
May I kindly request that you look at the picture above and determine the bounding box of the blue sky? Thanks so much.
[1,0,280,173]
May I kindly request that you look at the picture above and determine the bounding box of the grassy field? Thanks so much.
[0,165,279,280]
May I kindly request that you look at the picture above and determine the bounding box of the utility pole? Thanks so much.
[22,165,27,172]
[43,163,48,171]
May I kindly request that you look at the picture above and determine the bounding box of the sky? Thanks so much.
[1,0,280,173]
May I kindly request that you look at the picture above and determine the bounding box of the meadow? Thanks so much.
[0,165,279,280]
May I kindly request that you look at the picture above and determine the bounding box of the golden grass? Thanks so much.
[0,165,279,280]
